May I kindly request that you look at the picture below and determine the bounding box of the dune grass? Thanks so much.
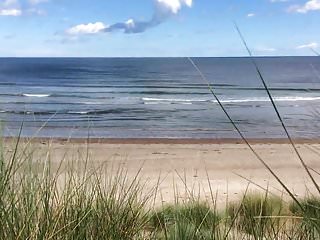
[289,197,320,238]
[0,138,153,240]
[149,201,221,239]
[1,137,320,239]
[227,193,287,238]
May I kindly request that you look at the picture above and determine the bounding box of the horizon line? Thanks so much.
[0,55,319,59]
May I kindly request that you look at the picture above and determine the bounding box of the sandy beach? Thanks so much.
[6,138,320,207]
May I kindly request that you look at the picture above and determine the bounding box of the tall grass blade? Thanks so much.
[187,57,303,209]
[234,23,320,196]
[1,121,24,192]
[233,172,284,197]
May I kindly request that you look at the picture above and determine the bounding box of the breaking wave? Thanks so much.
[23,94,51,98]
[142,96,320,104]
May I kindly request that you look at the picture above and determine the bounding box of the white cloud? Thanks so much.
[0,0,21,16]
[0,8,21,16]
[0,0,48,16]
[296,42,318,49]
[105,0,193,33]
[66,22,107,35]
[125,19,135,28]
[247,13,256,17]
[157,0,192,14]
[66,0,193,35]
[288,0,320,13]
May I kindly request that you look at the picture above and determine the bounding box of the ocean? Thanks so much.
[0,57,319,139]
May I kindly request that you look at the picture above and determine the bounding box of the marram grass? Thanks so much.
[1,138,320,239]
[0,138,152,240]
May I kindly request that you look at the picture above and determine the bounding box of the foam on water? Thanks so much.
[23,94,51,98]
[142,97,208,103]
[142,96,320,104]
[68,111,90,115]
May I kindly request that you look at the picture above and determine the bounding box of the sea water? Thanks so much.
[0,57,319,139]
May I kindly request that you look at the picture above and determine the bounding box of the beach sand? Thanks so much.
[5,138,320,207]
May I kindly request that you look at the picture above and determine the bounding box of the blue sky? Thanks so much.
[0,0,319,57]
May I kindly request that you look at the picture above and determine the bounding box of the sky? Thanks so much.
[0,0,319,57]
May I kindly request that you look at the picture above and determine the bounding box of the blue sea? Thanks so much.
[0,57,320,139]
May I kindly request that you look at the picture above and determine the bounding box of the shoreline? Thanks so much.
[4,137,320,144]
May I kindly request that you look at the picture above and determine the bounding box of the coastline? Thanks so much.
[4,136,320,144]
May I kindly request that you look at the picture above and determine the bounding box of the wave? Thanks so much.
[142,96,320,104]
[222,96,320,103]
[275,96,320,102]
[82,102,107,105]
[68,111,90,115]
[2,95,320,107]
[0,110,57,115]
[144,102,193,105]
[23,94,51,98]
[142,97,208,103]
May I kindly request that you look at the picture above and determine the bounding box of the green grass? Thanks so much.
[1,138,320,239]
[149,202,221,239]
[289,197,320,238]
[227,193,287,238]
[0,139,152,240]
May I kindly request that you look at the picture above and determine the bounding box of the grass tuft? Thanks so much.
[290,197,320,238]
[150,201,221,239]
[0,139,152,240]
[228,193,286,237]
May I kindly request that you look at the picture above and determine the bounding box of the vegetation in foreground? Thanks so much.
[1,138,320,240]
